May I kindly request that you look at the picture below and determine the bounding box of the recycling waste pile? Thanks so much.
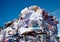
[0,5,59,42]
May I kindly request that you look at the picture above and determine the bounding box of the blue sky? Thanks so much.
[0,0,60,35]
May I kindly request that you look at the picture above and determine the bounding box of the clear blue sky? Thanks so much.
[0,0,60,34]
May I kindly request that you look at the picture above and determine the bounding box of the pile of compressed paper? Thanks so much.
[0,5,59,42]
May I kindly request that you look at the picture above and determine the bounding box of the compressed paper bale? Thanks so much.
[18,27,33,34]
